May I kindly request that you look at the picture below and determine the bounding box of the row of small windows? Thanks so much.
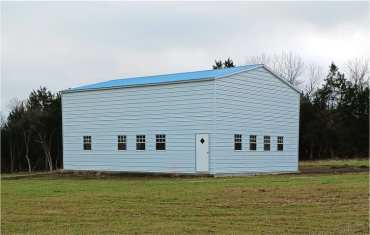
[83,134,283,151]
[83,135,166,151]
[234,135,284,151]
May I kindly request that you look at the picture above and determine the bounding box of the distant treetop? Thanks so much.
[212,58,235,69]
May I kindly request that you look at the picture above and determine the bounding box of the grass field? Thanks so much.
[1,160,369,234]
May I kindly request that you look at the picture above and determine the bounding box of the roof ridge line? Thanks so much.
[103,64,261,83]
[62,64,263,93]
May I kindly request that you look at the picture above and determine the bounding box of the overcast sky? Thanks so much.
[1,1,369,113]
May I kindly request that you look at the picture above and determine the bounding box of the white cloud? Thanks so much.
[1,1,369,114]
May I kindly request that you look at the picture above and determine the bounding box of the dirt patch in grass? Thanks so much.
[299,159,369,174]
[300,166,368,174]
[2,159,368,180]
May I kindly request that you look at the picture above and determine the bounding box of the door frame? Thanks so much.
[195,133,210,173]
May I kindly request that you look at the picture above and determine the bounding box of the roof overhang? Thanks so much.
[61,76,215,94]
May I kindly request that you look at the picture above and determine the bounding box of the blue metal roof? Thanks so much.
[67,64,263,92]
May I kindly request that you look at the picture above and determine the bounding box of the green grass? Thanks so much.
[2,172,368,234]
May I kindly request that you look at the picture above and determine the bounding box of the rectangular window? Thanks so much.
[277,136,284,151]
[156,134,166,151]
[117,135,126,150]
[136,135,146,150]
[234,134,242,151]
[83,136,91,150]
[249,135,257,151]
[264,136,271,151]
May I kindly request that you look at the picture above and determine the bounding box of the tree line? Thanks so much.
[1,88,62,172]
[299,62,369,160]
[1,54,368,172]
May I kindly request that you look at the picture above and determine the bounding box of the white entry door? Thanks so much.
[196,134,209,172]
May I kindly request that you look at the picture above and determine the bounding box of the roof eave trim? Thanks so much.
[215,64,301,94]
[61,77,216,94]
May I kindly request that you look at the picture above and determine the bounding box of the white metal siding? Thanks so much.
[212,67,299,173]
[63,67,299,174]
[62,80,215,173]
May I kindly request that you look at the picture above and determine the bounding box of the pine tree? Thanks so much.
[212,58,235,69]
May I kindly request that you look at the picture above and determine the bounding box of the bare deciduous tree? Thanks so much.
[247,51,305,86]
[30,113,56,172]
[6,99,24,173]
[23,131,32,173]
[246,53,271,65]
[7,100,33,173]
[272,51,305,86]
[305,64,323,98]
[346,58,369,88]
[35,132,54,172]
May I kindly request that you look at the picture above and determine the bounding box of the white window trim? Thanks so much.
[264,136,271,151]
[277,136,284,151]
[155,134,166,151]
[234,134,242,151]
[249,135,257,151]
[136,135,146,151]
[117,135,127,151]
